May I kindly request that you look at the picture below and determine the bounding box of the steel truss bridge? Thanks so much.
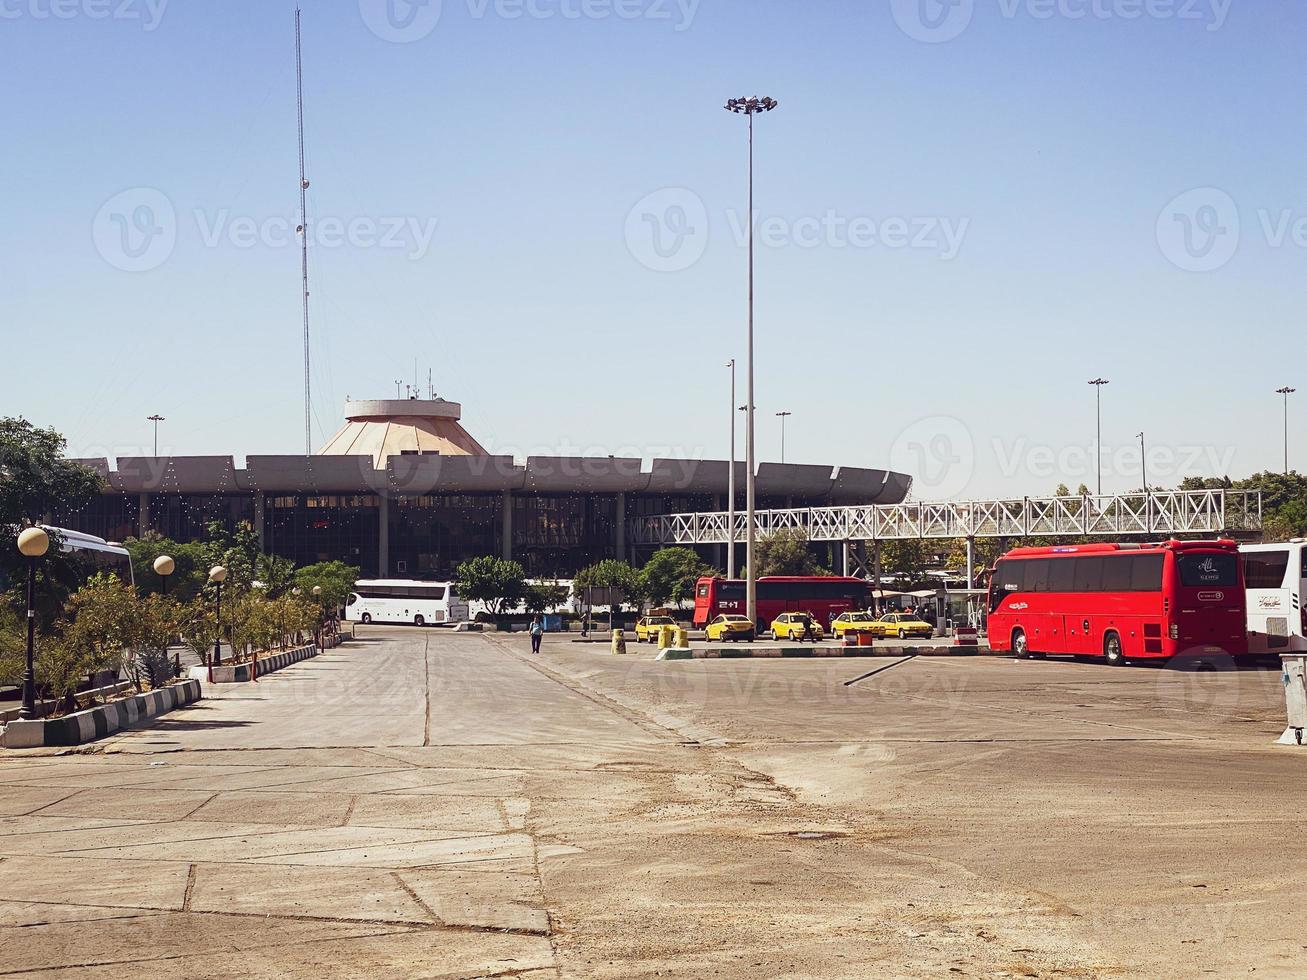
[632,489,1263,549]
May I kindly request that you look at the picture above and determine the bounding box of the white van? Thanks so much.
[345,580,468,626]
[1240,541,1307,655]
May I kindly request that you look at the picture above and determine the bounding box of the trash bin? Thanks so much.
[1279,654,1307,744]
[657,625,677,650]
[611,629,627,656]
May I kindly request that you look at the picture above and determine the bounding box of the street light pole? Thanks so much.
[727,358,736,579]
[1088,379,1108,495]
[725,95,777,628]
[1137,431,1149,532]
[17,527,49,721]
[147,415,165,457]
[154,554,176,675]
[1277,387,1296,474]
[776,411,792,463]
[208,565,227,682]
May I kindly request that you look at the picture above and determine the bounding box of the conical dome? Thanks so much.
[317,399,487,466]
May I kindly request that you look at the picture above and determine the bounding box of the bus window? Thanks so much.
[1243,550,1290,590]
[1048,558,1076,594]
[1130,554,1165,591]
[1073,556,1104,593]
[1024,559,1050,593]
[1102,555,1132,592]
[1175,552,1238,588]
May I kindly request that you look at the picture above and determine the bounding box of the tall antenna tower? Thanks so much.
[295,7,312,455]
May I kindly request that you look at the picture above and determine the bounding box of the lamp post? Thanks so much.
[725,95,778,629]
[1137,431,1149,532]
[776,411,792,463]
[1277,386,1295,474]
[153,554,177,677]
[727,358,737,578]
[147,415,165,457]
[17,527,49,721]
[311,585,323,647]
[208,565,227,682]
[1088,379,1108,495]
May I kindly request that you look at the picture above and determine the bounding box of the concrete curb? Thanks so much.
[657,645,993,661]
[0,679,202,748]
[188,643,318,685]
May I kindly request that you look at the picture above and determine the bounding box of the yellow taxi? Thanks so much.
[871,612,934,640]
[705,614,756,642]
[635,615,677,643]
[769,612,824,642]
[831,610,879,639]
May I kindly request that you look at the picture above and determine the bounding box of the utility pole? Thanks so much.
[147,415,165,457]
[1088,378,1109,495]
[1277,386,1296,474]
[776,411,792,463]
[727,359,736,578]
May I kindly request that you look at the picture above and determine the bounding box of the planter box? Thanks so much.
[0,679,201,748]
[188,643,318,685]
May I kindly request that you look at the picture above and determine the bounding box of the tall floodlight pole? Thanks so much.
[1277,387,1296,474]
[776,411,792,463]
[147,414,165,457]
[727,359,737,578]
[1137,431,1149,532]
[295,7,312,456]
[725,95,778,628]
[1088,379,1108,495]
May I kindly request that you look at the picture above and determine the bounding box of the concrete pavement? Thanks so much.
[1,626,1304,977]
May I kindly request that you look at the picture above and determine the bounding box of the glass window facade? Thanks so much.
[266,494,380,575]
[54,494,140,544]
[152,495,255,543]
[389,495,501,579]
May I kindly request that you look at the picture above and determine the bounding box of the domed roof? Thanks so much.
[317,399,487,466]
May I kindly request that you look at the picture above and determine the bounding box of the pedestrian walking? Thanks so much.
[529,616,543,654]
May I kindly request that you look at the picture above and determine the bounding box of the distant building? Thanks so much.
[61,397,911,578]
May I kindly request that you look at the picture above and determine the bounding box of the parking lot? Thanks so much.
[2,627,1303,978]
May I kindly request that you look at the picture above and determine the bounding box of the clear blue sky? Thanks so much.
[2,0,1301,499]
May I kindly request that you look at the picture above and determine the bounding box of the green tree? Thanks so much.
[747,528,830,578]
[294,561,360,611]
[0,418,103,527]
[523,581,568,615]
[124,534,208,601]
[456,556,526,617]
[640,547,711,607]
[574,559,643,621]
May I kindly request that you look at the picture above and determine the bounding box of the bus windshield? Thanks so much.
[1175,552,1239,588]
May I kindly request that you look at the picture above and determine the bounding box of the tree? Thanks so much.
[124,534,208,601]
[747,528,830,578]
[52,574,141,706]
[128,594,184,691]
[455,556,526,618]
[523,581,568,615]
[574,559,643,626]
[294,561,360,611]
[0,418,103,527]
[640,548,711,607]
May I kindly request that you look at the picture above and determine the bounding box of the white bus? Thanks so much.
[1240,541,1307,655]
[45,526,135,587]
[345,579,468,627]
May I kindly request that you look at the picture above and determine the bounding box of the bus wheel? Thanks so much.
[1104,632,1126,666]
[361,613,372,624]
[414,615,426,628]
[1012,629,1029,659]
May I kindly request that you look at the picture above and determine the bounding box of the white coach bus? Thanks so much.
[1240,541,1307,655]
[345,579,468,627]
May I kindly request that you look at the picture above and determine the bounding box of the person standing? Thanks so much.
[529,616,543,654]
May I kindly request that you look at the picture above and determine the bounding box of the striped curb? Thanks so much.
[188,643,319,685]
[657,645,993,661]
[1,679,202,748]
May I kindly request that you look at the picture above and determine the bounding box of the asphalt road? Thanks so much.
[0,626,1303,978]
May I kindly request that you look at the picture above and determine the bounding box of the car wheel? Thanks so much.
[361,613,372,624]
[898,628,907,640]
[414,615,425,627]
[1105,632,1126,666]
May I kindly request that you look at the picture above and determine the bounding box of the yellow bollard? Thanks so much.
[672,626,688,649]
[657,625,676,650]
[611,629,627,656]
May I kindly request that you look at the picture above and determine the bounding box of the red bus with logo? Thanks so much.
[986,540,1246,664]
[693,576,872,631]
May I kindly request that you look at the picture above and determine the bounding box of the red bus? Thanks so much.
[986,539,1246,664]
[693,576,872,630]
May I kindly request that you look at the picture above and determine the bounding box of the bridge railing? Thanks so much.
[630,490,1263,546]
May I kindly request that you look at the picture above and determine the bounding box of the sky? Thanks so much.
[1,0,1302,500]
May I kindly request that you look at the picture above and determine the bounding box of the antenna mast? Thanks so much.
[295,7,311,455]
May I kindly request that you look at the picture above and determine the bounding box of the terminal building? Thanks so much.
[60,397,912,578]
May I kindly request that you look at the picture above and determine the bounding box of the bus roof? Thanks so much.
[1002,539,1237,559]
[354,579,451,588]
[698,575,869,584]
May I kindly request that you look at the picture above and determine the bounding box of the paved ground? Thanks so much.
[0,627,1303,978]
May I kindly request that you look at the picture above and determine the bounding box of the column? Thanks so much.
[501,490,513,561]
[378,494,390,577]
[965,536,975,590]
[252,492,265,551]
[841,541,851,577]
[872,540,882,612]
[138,492,151,538]
[614,492,626,562]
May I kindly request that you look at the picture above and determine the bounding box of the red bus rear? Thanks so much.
[986,539,1246,663]
[693,576,872,630]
